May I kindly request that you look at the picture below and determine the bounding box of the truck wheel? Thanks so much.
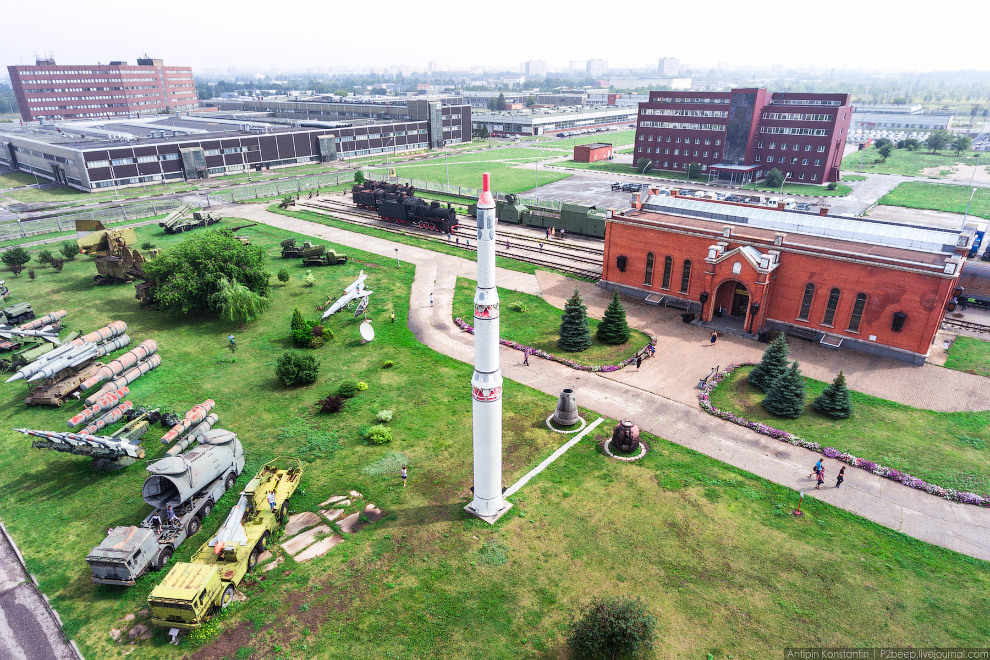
[247,547,259,572]
[259,531,270,549]
[224,471,236,491]
[200,500,213,519]
[155,547,173,570]
[220,585,235,610]
[277,502,288,524]
[186,516,201,537]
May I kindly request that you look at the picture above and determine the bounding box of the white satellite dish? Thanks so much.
[359,320,375,342]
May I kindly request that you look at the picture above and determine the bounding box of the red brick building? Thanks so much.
[8,57,197,122]
[634,88,852,184]
[573,142,613,163]
[601,193,969,364]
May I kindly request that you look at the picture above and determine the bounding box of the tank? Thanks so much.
[0,302,35,326]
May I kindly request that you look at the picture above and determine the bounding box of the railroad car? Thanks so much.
[467,195,610,239]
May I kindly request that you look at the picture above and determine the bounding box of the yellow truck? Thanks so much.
[148,458,302,642]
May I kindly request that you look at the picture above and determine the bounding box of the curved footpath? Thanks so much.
[238,203,990,560]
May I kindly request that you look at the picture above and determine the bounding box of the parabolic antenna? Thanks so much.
[359,320,375,342]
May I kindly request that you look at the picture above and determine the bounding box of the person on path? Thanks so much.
[648,343,656,357]
[816,465,826,490]
[401,466,408,487]
[523,349,529,366]
[267,490,277,513]
[227,334,236,352]
[560,229,565,239]
[835,466,845,489]
[810,458,823,478]
[636,355,642,370]
[390,311,395,323]
[709,331,718,346]
[456,237,460,247]
[546,227,550,240]
[430,293,434,307]
[539,242,544,252]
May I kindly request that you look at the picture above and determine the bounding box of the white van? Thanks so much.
[782,198,797,210]
[766,197,780,207]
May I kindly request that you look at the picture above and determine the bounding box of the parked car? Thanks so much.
[611,182,623,191]
[621,183,641,192]
[677,189,693,196]
[795,202,812,211]
[557,133,566,137]
[725,195,741,202]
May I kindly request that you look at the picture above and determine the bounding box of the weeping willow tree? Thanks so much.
[211,278,271,325]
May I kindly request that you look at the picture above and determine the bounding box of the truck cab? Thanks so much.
[87,526,161,586]
[148,563,227,632]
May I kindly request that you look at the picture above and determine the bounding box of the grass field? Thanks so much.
[535,129,638,151]
[0,170,40,189]
[551,160,699,181]
[709,365,990,496]
[877,181,990,219]
[742,181,853,197]
[452,277,649,367]
[362,147,571,194]
[843,146,985,177]
[0,226,987,658]
[945,336,990,377]
[0,214,170,250]
[841,174,867,182]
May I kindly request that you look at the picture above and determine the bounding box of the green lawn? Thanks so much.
[945,336,990,377]
[878,181,990,219]
[362,147,571,194]
[0,214,169,249]
[843,146,985,177]
[452,277,649,367]
[537,129,638,151]
[0,170,40,189]
[709,366,990,496]
[0,231,987,658]
[742,181,853,197]
[841,174,867,182]
[551,160,699,181]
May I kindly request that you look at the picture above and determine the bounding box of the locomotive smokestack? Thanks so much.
[465,172,511,523]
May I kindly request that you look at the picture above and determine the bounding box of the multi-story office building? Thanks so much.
[523,60,549,79]
[8,57,197,122]
[586,59,608,78]
[634,88,852,183]
[658,57,681,77]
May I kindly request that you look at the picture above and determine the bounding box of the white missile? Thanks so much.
[24,334,129,383]
[321,270,373,319]
[466,173,510,523]
[209,493,249,553]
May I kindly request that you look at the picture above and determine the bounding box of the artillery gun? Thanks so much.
[75,219,156,285]
[280,238,325,259]
[302,250,348,267]
[86,429,245,586]
[149,458,302,642]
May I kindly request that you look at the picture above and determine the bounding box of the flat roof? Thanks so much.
[577,142,612,149]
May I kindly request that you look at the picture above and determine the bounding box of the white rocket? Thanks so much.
[466,173,511,522]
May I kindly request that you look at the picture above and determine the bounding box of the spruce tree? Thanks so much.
[558,290,591,352]
[291,307,305,333]
[762,361,806,418]
[813,371,853,419]
[596,290,630,345]
[748,333,790,391]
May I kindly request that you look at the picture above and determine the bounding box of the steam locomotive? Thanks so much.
[351,181,459,234]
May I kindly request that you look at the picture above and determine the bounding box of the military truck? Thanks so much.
[302,250,348,267]
[87,430,245,585]
[0,279,9,301]
[0,302,35,326]
[161,211,221,235]
[149,458,302,642]
[280,238,325,259]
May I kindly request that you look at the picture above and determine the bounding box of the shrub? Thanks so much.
[568,596,657,660]
[764,168,784,188]
[337,379,359,398]
[59,242,78,260]
[50,257,64,272]
[291,307,305,332]
[303,270,316,287]
[376,410,393,423]
[826,181,838,191]
[508,301,527,313]
[277,268,290,284]
[382,360,394,369]
[363,424,393,445]
[36,249,54,266]
[1,247,30,273]
[275,351,320,386]
[140,241,156,251]
[813,370,852,419]
[279,194,294,209]
[356,381,368,391]
[353,171,365,185]
[28,269,35,280]
[318,394,345,414]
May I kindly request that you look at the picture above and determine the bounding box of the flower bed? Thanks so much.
[699,363,990,508]
[454,317,654,373]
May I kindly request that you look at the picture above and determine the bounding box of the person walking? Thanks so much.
[545,227,550,240]
[835,466,845,489]
[539,241,544,252]
[648,343,656,357]
[401,465,408,488]
[267,490,277,513]
[455,237,460,247]
[709,331,718,346]
[523,349,530,366]
[430,293,434,307]
[390,311,395,323]
[636,355,642,370]
[810,458,823,478]
[227,334,236,352]
[816,465,826,490]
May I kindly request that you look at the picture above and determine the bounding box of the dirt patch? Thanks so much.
[190,620,254,660]
[920,163,990,185]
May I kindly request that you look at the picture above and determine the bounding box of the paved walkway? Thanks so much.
[238,204,990,561]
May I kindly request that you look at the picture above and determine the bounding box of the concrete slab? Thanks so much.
[319,495,348,506]
[262,557,284,573]
[281,524,332,556]
[320,508,345,522]
[293,535,344,562]
[284,511,322,537]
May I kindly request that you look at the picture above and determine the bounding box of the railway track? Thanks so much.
[941,317,990,334]
[294,198,602,279]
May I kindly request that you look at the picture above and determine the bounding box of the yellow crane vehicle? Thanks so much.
[147,458,302,643]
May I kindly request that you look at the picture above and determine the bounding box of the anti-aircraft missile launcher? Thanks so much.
[87,429,245,586]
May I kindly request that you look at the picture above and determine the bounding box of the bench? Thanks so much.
[663,297,693,311]
[785,325,819,341]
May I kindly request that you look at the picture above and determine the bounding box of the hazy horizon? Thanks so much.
[4,0,988,75]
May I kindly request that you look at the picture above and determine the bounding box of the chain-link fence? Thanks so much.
[0,199,185,243]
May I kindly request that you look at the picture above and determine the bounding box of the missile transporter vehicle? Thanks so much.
[87,430,245,585]
[161,211,221,235]
[280,238,325,259]
[302,250,348,267]
[149,458,302,641]
[0,302,35,326]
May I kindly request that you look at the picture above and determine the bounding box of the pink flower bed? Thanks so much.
[453,318,654,373]
[699,363,989,508]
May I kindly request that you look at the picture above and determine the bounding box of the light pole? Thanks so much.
[961,186,978,230]
[384,136,395,181]
[444,140,450,188]
[779,172,791,196]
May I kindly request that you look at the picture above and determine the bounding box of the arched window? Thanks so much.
[822,288,840,326]
[847,293,867,332]
[644,252,655,286]
[661,256,672,289]
[679,260,692,294]
[797,283,815,321]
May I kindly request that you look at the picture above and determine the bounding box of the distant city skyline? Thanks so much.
[3,0,987,75]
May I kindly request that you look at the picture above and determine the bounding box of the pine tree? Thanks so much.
[748,333,790,391]
[596,291,630,345]
[291,307,305,332]
[813,371,853,419]
[762,361,806,418]
[558,290,591,352]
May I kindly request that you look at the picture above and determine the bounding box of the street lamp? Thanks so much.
[384,136,395,181]
[961,186,978,230]
[779,172,791,196]
[443,140,449,188]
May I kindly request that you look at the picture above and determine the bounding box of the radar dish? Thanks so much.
[359,320,375,342]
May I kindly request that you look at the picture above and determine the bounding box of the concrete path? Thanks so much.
[238,203,990,561]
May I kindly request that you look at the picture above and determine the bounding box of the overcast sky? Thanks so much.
[3,0,987,74]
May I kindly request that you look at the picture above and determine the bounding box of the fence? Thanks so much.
[0,199,185,243]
